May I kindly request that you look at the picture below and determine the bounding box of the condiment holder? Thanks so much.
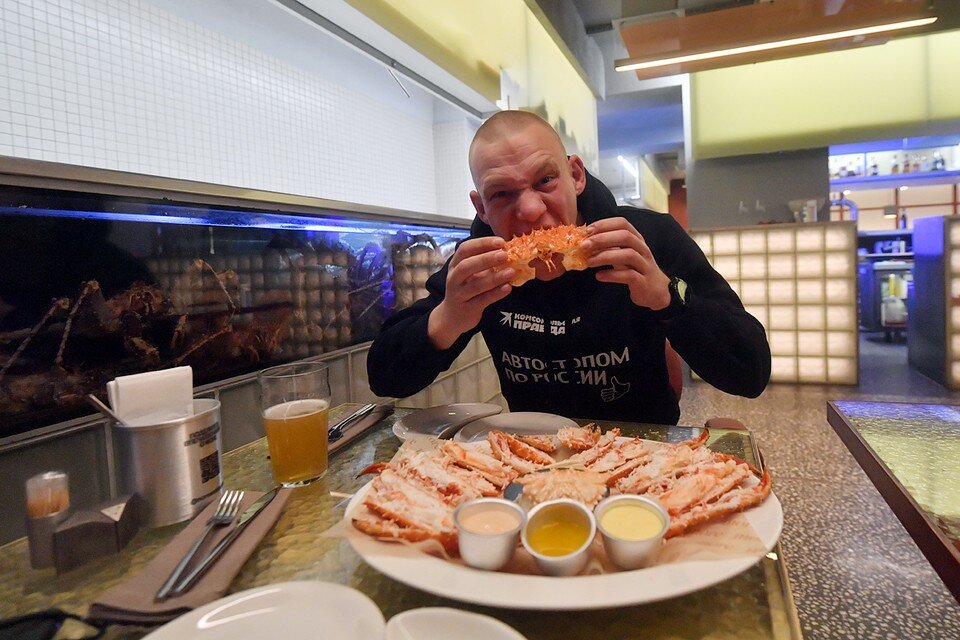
[594,494,669,570]
[53,493,140,573]
[24,471,71,570]
[454,498,525,571]
[520,499,596,577]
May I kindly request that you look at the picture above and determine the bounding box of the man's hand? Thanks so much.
[581,217,671,310]
[428,237,516,350]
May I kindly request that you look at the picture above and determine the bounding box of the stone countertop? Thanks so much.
[827,400,960,601]
[678,383,960,639]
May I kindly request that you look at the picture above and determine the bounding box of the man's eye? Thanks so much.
[539,175,556,186]
[490,191,507,200]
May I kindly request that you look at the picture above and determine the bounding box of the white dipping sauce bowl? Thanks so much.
[520,499,596,577]
[594,494,669,570]
[454,498,526,571]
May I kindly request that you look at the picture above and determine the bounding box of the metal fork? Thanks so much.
[155,489,244,601]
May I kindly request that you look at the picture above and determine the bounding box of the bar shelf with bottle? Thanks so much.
[829,140,960,192]
[858,229,914,260]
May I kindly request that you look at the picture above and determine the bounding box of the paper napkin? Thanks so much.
[107,366,194,424]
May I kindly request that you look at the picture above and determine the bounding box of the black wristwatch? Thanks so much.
[655,276,688,322]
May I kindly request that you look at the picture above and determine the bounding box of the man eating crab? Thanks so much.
[368,110,770,425]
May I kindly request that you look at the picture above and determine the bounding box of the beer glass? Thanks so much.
[258,362,331,487]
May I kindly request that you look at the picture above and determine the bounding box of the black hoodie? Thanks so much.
[367,172,770,425]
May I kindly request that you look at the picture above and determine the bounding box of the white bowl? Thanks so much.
[454,498,526,571]
[143,581,384,640]
[385,607,527,640]
[594,494,669,570]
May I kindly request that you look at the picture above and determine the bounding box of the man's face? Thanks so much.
[469,123,586,281]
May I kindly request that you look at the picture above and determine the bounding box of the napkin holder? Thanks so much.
[53,494,140,573]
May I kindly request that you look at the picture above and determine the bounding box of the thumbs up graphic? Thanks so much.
[601,377,630,402]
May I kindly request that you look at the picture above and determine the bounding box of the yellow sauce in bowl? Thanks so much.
[526,510,592,556]
[599,502,664,541]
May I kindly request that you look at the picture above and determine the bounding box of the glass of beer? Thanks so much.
[258,362,331,487]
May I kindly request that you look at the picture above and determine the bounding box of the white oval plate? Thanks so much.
[346,441,783,611]
[392,403,503,441]
[453,412,578,443]
[386,608,527,640]
[144,581,385,640]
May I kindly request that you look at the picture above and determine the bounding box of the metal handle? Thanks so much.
[169,525,242,597]
[155,521,216,601]
[328,403,377,441]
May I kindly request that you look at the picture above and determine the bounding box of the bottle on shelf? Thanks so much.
[891,158,900,174]
[911,155,920,173]
[869,160,879,176]
[902,153,910,173]
[933,151,945,171]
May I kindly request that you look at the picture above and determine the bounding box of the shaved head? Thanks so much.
[466,108,585,249]
[468,111,566,188]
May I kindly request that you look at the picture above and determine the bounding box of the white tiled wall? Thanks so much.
[434,117,478,218]
[0,0,476,217]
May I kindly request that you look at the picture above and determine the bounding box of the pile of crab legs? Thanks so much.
[351,425,772,553]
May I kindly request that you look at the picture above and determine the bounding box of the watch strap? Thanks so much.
[655,276,688,322]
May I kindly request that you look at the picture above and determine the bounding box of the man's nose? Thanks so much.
[516,189,547,221]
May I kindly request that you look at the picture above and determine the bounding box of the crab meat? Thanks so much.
[496,224,592,287]
[581,436,653,477]
[440,441,516,489]
[487,430,554,474]
[558,424,601,451]
[663,469,772,538]
[566,428,621,466]
[518,469,609,507]
[359,467,457,550]
[517,434,558,453]
[352,507,456,552]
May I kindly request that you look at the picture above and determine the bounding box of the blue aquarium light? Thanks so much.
[0,203,469,238]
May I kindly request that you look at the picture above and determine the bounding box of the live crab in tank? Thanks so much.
[0,259,293,425]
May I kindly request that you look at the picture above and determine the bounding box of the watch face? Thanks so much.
[676,278,688,303]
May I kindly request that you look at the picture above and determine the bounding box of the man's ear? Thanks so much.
[470,190,489,224]
[568,155,586,195]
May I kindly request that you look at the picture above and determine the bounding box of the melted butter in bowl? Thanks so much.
[521,499,596,576]
[525,511,592,556]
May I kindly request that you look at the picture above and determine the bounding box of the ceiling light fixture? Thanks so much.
[615,16,937,72]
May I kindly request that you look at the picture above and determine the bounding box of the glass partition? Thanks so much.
[690,221,858,385]
[0,186,468,437]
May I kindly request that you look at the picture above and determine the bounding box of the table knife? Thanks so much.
[170,487,279,596]
[328,403,388,442]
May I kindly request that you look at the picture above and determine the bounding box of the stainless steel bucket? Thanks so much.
[113,398,223,527]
